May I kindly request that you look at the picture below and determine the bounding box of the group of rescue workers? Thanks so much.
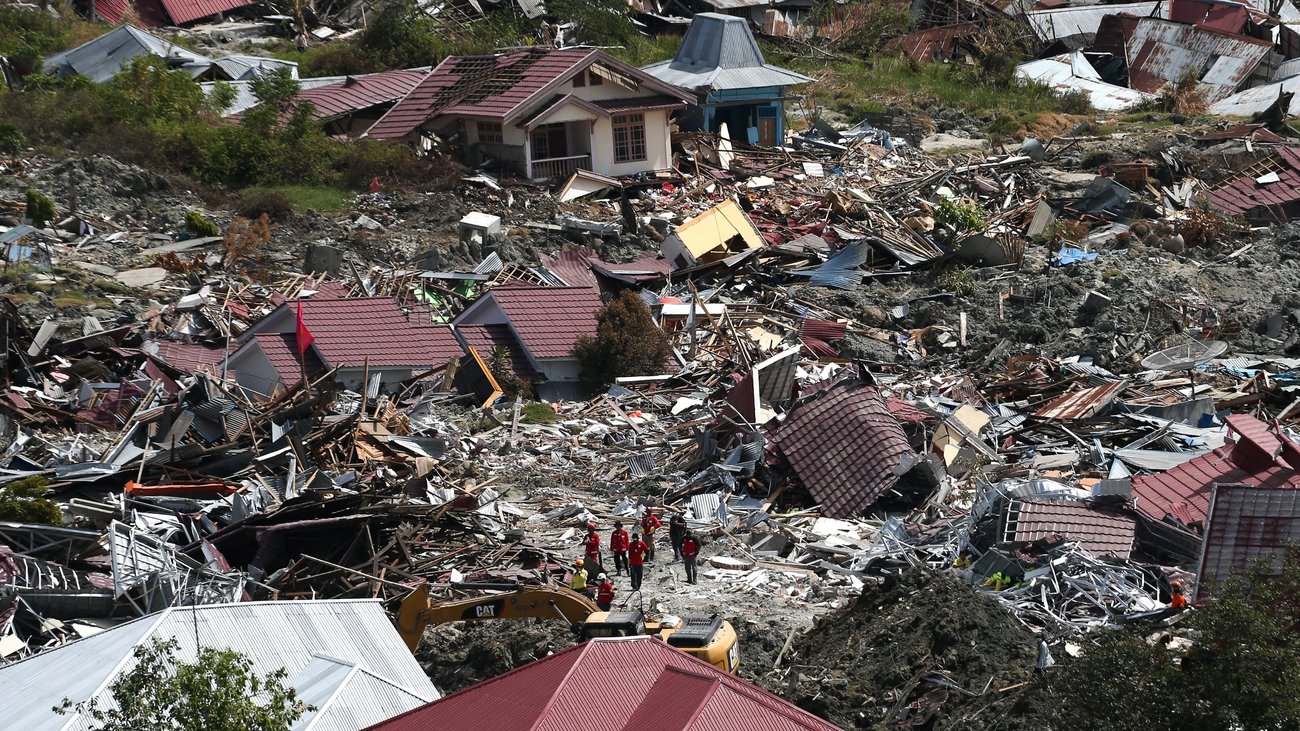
[568,510,701,610]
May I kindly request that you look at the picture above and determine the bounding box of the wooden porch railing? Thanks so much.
[530,154,591,181]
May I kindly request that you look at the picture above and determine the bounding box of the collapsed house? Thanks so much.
[366,48,695,181]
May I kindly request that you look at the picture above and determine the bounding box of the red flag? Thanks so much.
[295,299,315,357]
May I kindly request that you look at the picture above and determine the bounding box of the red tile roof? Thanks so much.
[771,379,913,517]
[1132,414,1300,528]
[158,0,254,25]
[253,333,326,384]
[367,49,594,140]
[292,297,465,368]
[296,70,429,123]
[539,247,602,290]
[152,340,227,375]
[1205,148,1300,217]
[485,286,604,360]
[1007,499,1137,557]
[455,323,538,381]
[1198,484,1300,594]
[363,636,841,731]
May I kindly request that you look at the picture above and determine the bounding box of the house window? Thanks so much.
[573,72,585,87]
[477,121,503,144]
[588,70,602,86]
[612,113,646,163]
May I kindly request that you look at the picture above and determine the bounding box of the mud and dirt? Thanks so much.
[756,569,1051,730]
[415,618,578,694]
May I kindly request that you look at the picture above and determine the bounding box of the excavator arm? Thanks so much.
[397,584,601,651]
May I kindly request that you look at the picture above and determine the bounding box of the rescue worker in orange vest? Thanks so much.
[1171,581,1188,609]
[584,525,602,566]
[610,521,630,576]
[681,530,700,584]
[595,573,615,611]
[628,533,649,591]
[641,510,662,561]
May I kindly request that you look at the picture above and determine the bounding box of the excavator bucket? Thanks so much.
[396,584,431,652]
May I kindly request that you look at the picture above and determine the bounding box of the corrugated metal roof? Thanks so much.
[212,54,298,82]
[1275,56,1300,81]
[0,600,436,731]
[1126,17,1272,101]
[641,13,813,91]
[1016,52,1154,111]
[1199,484,1300,594]
[158,0,256,25]
[1209,74,1300,117]
[1005,498,1137,557]
[367,636,840,731]
[1024,2,1162,41]
[296,69,430,123]
[45,25,212,83]
[1132,414,1300,527]
[1034,380,1129,420]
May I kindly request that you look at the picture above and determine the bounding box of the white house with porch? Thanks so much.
[365,48,694,182]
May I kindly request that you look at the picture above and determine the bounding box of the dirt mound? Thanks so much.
[758,569,1048,730]
[415,618,578,694]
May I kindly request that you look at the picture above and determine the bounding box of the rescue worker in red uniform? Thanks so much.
[610,521,630,575]
[681,530,700,584]
[641,510,662,561]
[628,533,649,591]
[595,573,615,611]
[584,525,602,566]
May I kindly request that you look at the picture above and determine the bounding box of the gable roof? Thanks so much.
[770,378,913,518]
[366,48,691,140]
[1005,498,1137,557]
[0,599,437,731]
[641,13,813,92]
[475,286,604,360]
[158,0,256,25]
[150,340,227,374]
[1132,414,1300,529]
[294,69,431,123]
[45,25,212,83]
[252,332,328,384]
[455,323,538,381]
[365,636,841,731]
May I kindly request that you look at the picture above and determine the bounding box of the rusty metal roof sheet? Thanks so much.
[1126,17,1272,101]
[1034,380,1130,420]
[1024,2,1163,41]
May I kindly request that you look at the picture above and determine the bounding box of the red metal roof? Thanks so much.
[295,70,430,123]
[1195,124,1284,143]
[539,247,602,290]
[1007,499,1137,557]
[93,0,169,26]
[252,333,326,384]
[152,340,226,375]
[455,323,538,381]
[1169,0,1248,33]
[363,636,841,731]
[1205,147,1300,217]
[367,49,593,140]
[290,297,465,369]
[158,0,255,25]
[771,379,913,517]
[484,286,604,360]
[1132,414,1300,528]
[1198,484,1300,594]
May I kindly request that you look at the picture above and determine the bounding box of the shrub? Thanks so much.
[25,189,55,227]
[575,291,673,389]
[359,1,451,69]
[521,402,557,424]
[340,139,438,189]
[184,210,219,237]
[238,188,294,219]
[550,0,634,44]
[0,476,62,525]
[935,198,986,235]
[1057,88,1093,115]
[0,123,25,155]
[299,44,373,77]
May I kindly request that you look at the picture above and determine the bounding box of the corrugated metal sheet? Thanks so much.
[371,637,839,731]
[212,54,297,82]
[1199,484,1300,595]
[0,600,436,731]
[1034,380,1130,420]
[1209,74,1300,117]
[158,0,256,25]
[1275,56,1300,81]
[1126,17,1272,101]
[641,13,812,91]
[1005,498,1137,557]
[1024,2,1162,41]
[1017,52,1155,111]
[45,25,212,83]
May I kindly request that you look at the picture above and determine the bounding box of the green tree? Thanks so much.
[549,0,634,45]
[24,189,55,228]
[102,56,208,125]
[574,290,672,389]
[358,1,449,70]
[1052,547,1300,730]
[58,637,312,730]
[0,476,61,524]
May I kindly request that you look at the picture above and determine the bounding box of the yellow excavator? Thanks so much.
[397,583,740,673]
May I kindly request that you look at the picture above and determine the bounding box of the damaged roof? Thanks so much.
[1199,483,1300,593]
[470,286,604,360]
[366,636,840,731]
[771,378,914,518]
[1125,17,1272,101]
[641,13,814,91]
[1204,147,1300,218]
[294,69,431,124]
[1005,499,1137,557]
[44,25,212,83]
[1132,414,1300,528]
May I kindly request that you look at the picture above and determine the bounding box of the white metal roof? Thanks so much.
[44,25,212,84]
[0,599,437,731]
[641,13,812,91]
[1016,53,1153,111]
[1023,2,1164,41]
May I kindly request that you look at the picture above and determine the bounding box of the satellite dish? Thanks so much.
[1140,339,1229,372]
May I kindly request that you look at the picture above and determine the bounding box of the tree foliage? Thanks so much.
[24,189,55,228]
[1051,547,1300,730]
[58,637,311,731]
[0,476,62,525]
[575,291,672,389]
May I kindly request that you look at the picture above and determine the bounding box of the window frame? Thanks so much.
[477,121,503,144]
[612,113,646,164]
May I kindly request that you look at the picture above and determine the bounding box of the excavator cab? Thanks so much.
[579,611,647,639]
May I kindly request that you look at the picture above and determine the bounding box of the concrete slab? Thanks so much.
[113,267,168,288]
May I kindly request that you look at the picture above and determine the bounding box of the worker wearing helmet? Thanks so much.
[570,559,588,595]
[610,522,630,575]
[1170,581,1189,609]
[595,573,615,611]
